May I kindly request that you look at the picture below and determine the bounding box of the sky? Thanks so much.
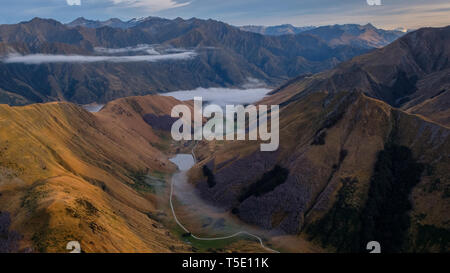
[0,0,449,30]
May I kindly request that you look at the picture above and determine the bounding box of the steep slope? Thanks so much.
[66,17,137,29]
[265,26,450,127]
[190,91,449,253]
[0,95,193,252]
[302,24,404,49]
[239,24,315,36]
[0,17,377,105]
[240,24,404,48]
[187,27,450,253]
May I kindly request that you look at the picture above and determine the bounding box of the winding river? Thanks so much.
[164,86,280,252]
[169,153,279,253]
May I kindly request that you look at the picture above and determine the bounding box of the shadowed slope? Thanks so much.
[188,27,450,252]
[190,90,450,252]
[263,26,450,127]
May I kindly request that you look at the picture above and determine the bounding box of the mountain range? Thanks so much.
[239,24,316,36]
[0,16,447,253]
[240,23,405,49]
[66,17,146,29]
[188,26,450,253]
[0,17,403,106]
[268,26,450,127]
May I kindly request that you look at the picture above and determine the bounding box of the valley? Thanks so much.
[186,26,450,253]
[0,15,448,254]
[0,17,404,106]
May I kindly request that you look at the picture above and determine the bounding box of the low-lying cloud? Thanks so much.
[93,44,195,55]
[2,51,196,64]
[94,44,160,55]
[162,87,272,107]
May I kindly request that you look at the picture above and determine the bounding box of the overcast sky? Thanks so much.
[0,0,449,29]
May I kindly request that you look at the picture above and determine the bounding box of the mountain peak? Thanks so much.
[68,17,133,29]
[363,23,376,29]
[27,17,60,24]
[240,24,316,36]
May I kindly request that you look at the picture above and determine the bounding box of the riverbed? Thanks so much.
[168,153,280,252]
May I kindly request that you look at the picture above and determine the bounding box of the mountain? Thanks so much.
[0,17,399,106]
[268,26,450,127]
[1,25,447,253]
[239,23,404,48]
[187,27,450,253]
[0,95,194,252]
[239,24,315,35]
[302,24,405,48]
[66,17,135,29]
[66,16,169,29]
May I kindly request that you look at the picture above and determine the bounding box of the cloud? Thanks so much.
[162,86,271,107]
[93,44,196,55]
[2,51,196,64]
[94,44,160,55]
[241,77,267,89]
[111,0,190,11]
[66,0,81,6]
[162,85,272,139]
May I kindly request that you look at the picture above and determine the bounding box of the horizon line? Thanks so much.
[2,15,443,31]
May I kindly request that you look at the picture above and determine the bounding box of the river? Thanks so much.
[168,153,279,253]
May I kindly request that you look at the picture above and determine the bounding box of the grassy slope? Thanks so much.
[0,96,192,252]
[190,91,449,252]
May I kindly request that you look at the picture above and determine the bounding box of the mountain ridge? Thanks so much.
[239,23,404,49]
[0,17,403,106]
[187,26,450,252]
[264,26,450,127]
[0,95,194,252]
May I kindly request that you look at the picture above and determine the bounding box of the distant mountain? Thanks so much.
[269,26,450,126]
[188,26,450,253]
[239,24,405,48]
[0,17,383,106]
[67,17,135,29]
[239,24,315,35]
[302,23,405,48]
[66,16,167,29]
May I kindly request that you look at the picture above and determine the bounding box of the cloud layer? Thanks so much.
[2,51,196,64]
[162,87,271,107]
[94,44,161,55]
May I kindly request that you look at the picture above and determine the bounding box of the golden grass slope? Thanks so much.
[0,95,192,252]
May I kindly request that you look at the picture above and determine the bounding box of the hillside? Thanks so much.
[265,26,450,127]
[188,27,450,253]
[302,24,405,48]
[0,17,398,106]
[190,91,450,254]
[0,95,193,252]
[240,24,404,48]
[239,24,315,36]
[66,17,139,29]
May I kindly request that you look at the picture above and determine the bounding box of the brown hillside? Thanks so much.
[190,90,449,253]
[0,95,191,252]
[263,26,450,127]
